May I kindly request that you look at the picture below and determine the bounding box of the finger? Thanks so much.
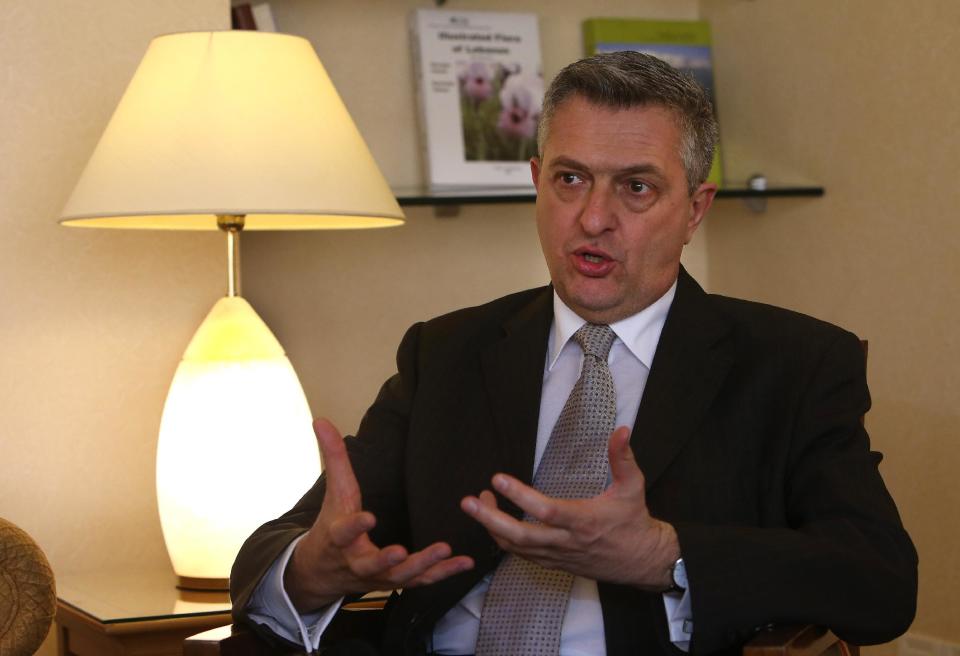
[314,418,361,511]
[377,542,453,583]
[327,511,376,548]
[607,426,645,494]
[346,542,410,579]
[478,489,498,508]
[350,542,459,587]
[462,494,569,547]
[405,555,475,587]
[488,474,577,527]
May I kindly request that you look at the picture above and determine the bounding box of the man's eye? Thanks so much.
[628,180,649,193]
[559,173,581,185]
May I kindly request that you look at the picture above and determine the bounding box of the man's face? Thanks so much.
[532,95,716,324]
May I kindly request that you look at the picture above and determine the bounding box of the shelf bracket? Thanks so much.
[433,204,460,218]
[742,174,768,213]
[742,197,768,213]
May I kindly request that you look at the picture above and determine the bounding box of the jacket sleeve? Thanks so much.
[676,331,918,653]
[230,322,424,625]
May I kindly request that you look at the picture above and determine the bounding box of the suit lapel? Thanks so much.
[631,268,735,488]
[476,274,733,495]
[480,287,553,490]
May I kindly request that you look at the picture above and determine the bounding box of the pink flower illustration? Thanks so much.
[461,61,493,103]
[496,73,544,140]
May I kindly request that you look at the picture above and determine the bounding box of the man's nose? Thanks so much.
[579,184,617,235]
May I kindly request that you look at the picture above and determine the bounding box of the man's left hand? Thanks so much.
[461,426,679,591]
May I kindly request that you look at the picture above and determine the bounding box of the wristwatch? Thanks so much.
[665,557,687,594]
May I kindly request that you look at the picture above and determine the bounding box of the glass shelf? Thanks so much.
[394,184,824,206]
[394,186,537,206]
[716,186,824,199]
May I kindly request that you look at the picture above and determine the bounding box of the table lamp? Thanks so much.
[60,31,404,590]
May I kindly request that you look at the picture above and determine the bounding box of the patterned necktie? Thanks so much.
[475,323,617,656]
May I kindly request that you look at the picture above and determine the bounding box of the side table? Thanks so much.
[56,568,231,656]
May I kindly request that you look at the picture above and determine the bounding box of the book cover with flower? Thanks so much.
[583,19,724,187]
[410,9,543,189]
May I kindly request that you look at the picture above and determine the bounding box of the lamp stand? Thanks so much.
[172,215,245,593]
[218,214,245,298]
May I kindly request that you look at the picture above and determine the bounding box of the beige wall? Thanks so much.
[701,0,960,645]
[0,1,228,653]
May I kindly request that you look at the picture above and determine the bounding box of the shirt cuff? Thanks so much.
[245,534,344,653]
[662,585,693,652]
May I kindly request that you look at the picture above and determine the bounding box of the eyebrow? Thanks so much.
[548,156,666,179]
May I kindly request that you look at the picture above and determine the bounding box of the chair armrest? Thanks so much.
[183,600,387,655]
[743,625,858,656]
[184,623,304,656]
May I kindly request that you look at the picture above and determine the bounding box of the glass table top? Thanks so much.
[56,568,231,624]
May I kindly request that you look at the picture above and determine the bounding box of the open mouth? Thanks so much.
[572,248,615,276]
[575,247,612,262]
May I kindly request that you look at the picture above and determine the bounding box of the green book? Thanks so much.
[583,19,723,187]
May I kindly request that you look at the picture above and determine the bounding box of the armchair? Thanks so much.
[184,615,857,656]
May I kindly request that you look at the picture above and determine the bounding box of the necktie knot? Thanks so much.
[574,323,615,361]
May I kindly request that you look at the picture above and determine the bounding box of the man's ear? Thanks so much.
[530,157,541,191]
[684,182,718,243]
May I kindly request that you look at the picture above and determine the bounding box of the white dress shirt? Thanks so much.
[246,282,693,653]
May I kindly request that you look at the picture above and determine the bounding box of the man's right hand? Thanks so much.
[284,418,475,612]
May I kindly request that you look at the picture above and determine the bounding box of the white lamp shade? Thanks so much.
[60,31,403,229]
[156,297,320,580]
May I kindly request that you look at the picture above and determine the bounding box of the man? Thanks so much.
[231,52,917,655]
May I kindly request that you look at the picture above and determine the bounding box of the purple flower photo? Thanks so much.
[456,61,543,162]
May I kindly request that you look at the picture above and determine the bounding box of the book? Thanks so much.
[230,3,275,31]
[410,9,543,190]
[583,19,724,187]
[251,3,276,32]
[231,4,257,30]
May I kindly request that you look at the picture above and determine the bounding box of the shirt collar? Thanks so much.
[548,280,677,371]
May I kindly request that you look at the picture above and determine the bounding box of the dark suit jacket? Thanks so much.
[231,269,917,655]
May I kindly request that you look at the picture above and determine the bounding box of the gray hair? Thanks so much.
[537,51,718,195]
